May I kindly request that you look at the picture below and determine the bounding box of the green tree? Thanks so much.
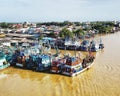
[92,21,114,33]
[38,34,43,41]
[59,28,74,38]
[0,22,9,28]
[49,32,56,37]
[74,29,85,37]
[104,26,112,33]
[94,25,112,33]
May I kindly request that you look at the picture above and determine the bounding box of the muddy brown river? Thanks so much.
[0,32,120,96]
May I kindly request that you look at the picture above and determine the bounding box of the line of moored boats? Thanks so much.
[42,37,104,52]
[0,38,104,76]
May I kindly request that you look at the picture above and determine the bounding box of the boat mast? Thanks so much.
[74,37,77,57]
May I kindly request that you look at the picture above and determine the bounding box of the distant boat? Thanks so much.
[79,39,104,52]
[90,39,104,52]
[65,38,80,50]
[99,38,104,49]
[55,38,80,50]
[42,37,56,48]
[79,40,90,51]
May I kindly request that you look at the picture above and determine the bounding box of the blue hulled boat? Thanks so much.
[26,54,51,71]
[9,41,60,71]
[79,40,90,51]
[0,51,10,70]
[90,39,104,52]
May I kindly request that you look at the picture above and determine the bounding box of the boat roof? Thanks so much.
[42,37,56,41]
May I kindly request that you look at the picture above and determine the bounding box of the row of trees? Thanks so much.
[0,22,32,29]
[59,28,85,38]
[91,22,115,33]
[37,21,119,34]
[1,21,119,34]
[59,21,120,38]
[0,22,10,28]
[37,21,74,27]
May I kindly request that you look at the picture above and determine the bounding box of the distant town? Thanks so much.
[0,21,120,41]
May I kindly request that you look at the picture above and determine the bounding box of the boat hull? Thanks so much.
[62,62,94,77]
[0,63,10,70]
[0,58,10,70]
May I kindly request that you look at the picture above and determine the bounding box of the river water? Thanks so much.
[0,32,120,96]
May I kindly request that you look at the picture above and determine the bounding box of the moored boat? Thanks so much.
[51,52,95,76]
[65,38,80,50]
[0,51,10,70]
[9,43,60,71]
[79,40,90,51]
[55,38,81,50]
[90,39,104,52]
[79,39,104,52]
[26,54,51,71]
[51,57,65,73]
[99,38,104,49]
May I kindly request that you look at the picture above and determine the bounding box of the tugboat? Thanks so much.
[0,51,10,70]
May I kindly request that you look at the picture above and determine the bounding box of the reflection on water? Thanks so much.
[0,32,120,96]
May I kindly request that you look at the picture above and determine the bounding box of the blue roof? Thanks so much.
[81,40,89,45]
[42,37,55,41]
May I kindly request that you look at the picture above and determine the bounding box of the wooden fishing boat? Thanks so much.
[51,58,65,73]
[79,40,90,51]
[62,56,94,76]
[79,39,104,52]
[10,42,60,71]
[90,40,104,52]
[51,53,95,77]
[0,51,10,70]
[55,38,80,50]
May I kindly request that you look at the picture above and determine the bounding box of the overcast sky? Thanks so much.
[0,0,120,22]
